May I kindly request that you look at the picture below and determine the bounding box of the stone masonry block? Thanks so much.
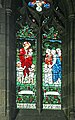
[0,34,5,45]
[0,79,5,90]
[0,8,5,23]
[0,22,5,33]
[0,67,5,79]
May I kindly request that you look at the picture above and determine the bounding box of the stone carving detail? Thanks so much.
[0,0,2,8]
[1,0,12,8]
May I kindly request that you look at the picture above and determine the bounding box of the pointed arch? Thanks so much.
[3,0,75,119]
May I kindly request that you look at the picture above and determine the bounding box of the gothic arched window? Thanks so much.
[16,0,63,111]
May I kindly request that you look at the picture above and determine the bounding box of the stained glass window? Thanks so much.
[16,0,62,110]
[42,27,62,109]
[16,23,37,109]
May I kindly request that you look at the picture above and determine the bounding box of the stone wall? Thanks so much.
[62,14,75,120]
[0,0,75,120]
[0,8,7,120]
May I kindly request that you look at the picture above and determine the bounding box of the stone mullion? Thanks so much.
[36,17,42,113]
[66,17,71,119]
[74,18,75,111]
[62,18,69,116]
[68,14,75,120]
[0,8,6,119]
[6,9,12,116]
[72,18,75,110]
[6,8,16,120]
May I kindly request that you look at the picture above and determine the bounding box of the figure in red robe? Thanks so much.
[45,49,52,65]
[19,42,33,77]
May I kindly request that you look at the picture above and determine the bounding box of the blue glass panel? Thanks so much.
[42,27,62,110]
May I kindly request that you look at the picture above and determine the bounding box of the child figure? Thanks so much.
[45,49,52,65]
[28,48,33,57]
[44,64,49,84]
[17,61,25,83]
[44,49,53,84]
[28,64,35,84]
[47,64,53,84]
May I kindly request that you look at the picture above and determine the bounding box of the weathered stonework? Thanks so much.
[0,0,75,120]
